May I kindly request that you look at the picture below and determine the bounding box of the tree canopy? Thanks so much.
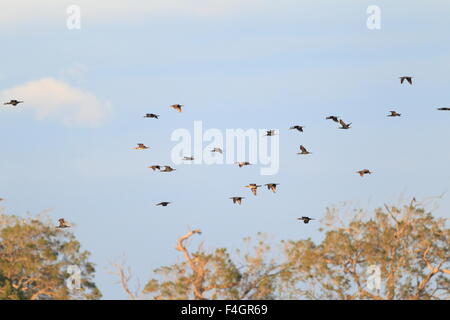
[0,214,101,300]
[1,199,448,300]
[116,200,449,300]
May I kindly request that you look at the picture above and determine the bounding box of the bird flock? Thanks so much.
[2,76,449,227]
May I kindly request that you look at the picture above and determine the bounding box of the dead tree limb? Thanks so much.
[175,229,206,300]
[109,262,138,300]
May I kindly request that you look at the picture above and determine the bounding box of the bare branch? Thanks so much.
[109,262,137,300]
[413,246,446,299]
[175,229,206,300]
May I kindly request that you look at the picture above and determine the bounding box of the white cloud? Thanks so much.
[0,77,110,126]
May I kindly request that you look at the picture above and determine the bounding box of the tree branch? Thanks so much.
[175,229,206,300]
[110,262,137,300]
[413,246,446,299]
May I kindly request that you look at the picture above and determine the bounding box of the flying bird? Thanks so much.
[326,116,339,123]
[298,145,311,155]
[356,169,372,177]
[211,148,223,154]
[156,202,171,207]
[160,166,176,172]
[236,162,251,168]
[170,104,184,112]
[338,119,352,129]
[290,125,304,132]
[4,100,23,106]
[230,197,244,205]
[387,111,401,117]
[148,165,161,171]
[183,156,194,161]
[265,130,276,136]
[297,216,315,224]
[57,218,70,228]
[437,107,450,111]
[265,183,279,193]
[133,143,149,150]
[244,184,262,196]
[399,76,413,85]
[143,113,159,119]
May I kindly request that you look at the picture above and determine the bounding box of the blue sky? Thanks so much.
[1,0,449,299]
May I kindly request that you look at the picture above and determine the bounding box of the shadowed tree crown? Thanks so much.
[0,214,101,300]
[115,200,449,300]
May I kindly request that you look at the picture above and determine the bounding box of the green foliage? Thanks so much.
[141,201,449,300]
[143,234,284,300]
[283,202,449,299]
[0,214,101,300]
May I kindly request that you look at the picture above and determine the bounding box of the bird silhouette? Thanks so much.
[290,125,304,132]
[298,145,311,155]
[211,148,223,154]
[244,184,262,196]
[236,162,251,168]
[356,169,372,177]
[133,143,149,150]
[338,119,352,129]
[297,216,314,224]
[170,104,184,112]
[4,99,23,106]
[399,76,413,85]
[57,218,70,228]
[387,111,401,117]
[265,130,276,136]
[143,113,159,119]
[230,197,244,205]
[265,183,279,193]
[160,166,176,172]
[156,202,171,206]
[326,116,339,123]
[437,107,450,111]
[148,165,161,171]
[183,156,194,161]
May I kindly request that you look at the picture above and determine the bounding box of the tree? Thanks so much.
[284,199,449,299]
[144,230,289,300]
[0,213,101,300]
[112,230,287,300]
[120,199,449,300]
